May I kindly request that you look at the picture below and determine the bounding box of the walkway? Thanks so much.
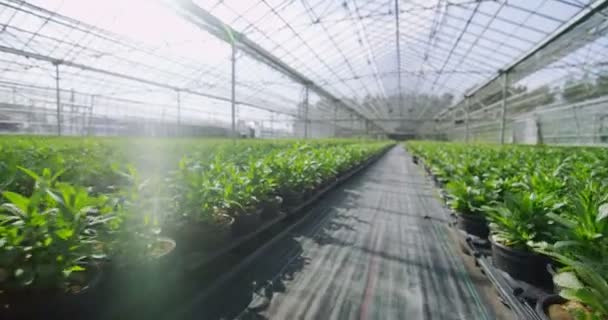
[183,146,500,320]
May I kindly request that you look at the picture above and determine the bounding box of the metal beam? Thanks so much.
[435,0,608,120]
[0,45,296,117]
[395,0,403,119]
[167,0,387,134]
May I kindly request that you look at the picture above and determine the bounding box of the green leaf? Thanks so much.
[55,229,74,240]
[2,191,30,213]
[69,265,85,272]
[17,166,40,182]
[554,271,584,290]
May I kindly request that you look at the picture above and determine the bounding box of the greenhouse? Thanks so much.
[0,0,607,319]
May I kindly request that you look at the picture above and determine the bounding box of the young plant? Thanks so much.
[446,176,497,216]
[0,168,114,292]
[483,191,561,250]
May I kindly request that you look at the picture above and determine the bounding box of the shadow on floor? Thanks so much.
[172,149,489,320]
[174,164,368,320]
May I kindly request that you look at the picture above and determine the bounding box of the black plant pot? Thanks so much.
[432,175,444,188]
[260,197,282,220]
[456,213,490,239]
[535,294,568,320]
[232,213,261,237]
[490,237,554,290]
[0,264,104,319]
[163,220,232,253]
[424,166,432,175]
[281,191,304,208]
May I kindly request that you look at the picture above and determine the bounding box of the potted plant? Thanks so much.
[446,176,495,239]
[534,184,608,320]
[165,157,234,252]
[536,262,607,320]
[0,168,113,317]
[484,191,561,290]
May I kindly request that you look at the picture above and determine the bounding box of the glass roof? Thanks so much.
[0,0,605,133]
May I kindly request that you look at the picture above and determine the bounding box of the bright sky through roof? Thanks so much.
[0,0,604,134]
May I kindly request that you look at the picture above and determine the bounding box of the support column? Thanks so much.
[54,63,62,136]
[573,106,581,144]
[231,41,237,138]
[464,95,470,143]
[304,85,309,139]
[70,89,75,135]
[176,90,182,136]
[270,113,274,138]
[88,95,95,136]
[499,71,509,144]
[333,103,338,137]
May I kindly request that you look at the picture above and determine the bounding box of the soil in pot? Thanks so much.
[491,236,554,290]
[231,211,262,237]
[456,213,490,239]
[536,294,592,320]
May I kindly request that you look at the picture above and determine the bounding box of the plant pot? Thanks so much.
[456,213,490,239]
[535,295,569,320]
[424,166,432,175]
[490,237,554,290]
[150,237,176,261]
[164,217,233,253]
[231,212,261,237]
[0,263,103,319]
[281,191,304,208]
[432,175,443,188]
[304,187,316,200]
[260,196,282,220]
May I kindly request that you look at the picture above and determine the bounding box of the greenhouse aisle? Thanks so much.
[182,146,503,320]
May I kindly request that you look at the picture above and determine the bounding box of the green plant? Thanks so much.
[109,166,170,264]
[533,183,608,319]
[483,191,561,249]
[543,182,608,257]
[0,168,114,292]
[446,176,498,216]
[545,255,608,320]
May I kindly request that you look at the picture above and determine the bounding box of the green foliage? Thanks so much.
[446,176,498,216]
[484,192,560,249]
[0,168,115,291]
[407,140,608,316]
[0,137,392,291]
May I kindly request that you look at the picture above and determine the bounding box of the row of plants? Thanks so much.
[406,141,608,320]
[0,137,392,316]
